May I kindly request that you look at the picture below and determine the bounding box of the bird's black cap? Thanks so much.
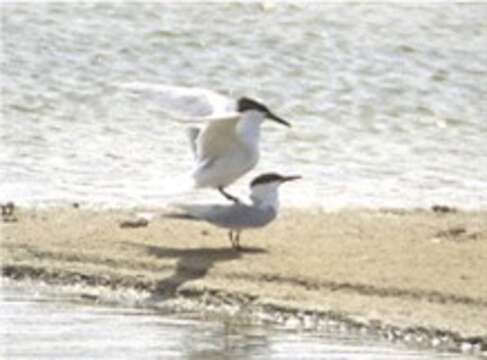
[237,97,291,127]
[250,173,301,187]
[237,97,269,113]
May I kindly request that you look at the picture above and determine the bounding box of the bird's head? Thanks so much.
[249,172,301,207]
[237,97,291,127]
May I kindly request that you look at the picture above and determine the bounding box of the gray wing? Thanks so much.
[177,203,277,230]
[116,83,235,118]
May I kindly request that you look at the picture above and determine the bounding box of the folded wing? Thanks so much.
[176,203,277,229]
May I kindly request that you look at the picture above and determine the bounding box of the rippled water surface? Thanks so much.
[0,283,474,360]
[1,3,487,208]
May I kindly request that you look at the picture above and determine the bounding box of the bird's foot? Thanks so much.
[226,194,241,204]
[218,187,241,204]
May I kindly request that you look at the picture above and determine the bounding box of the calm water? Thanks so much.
[0,282,474,360]
[1,3,487,208]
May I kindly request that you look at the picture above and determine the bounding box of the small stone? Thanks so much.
[1,201,17,222]
[284,317,300,328]
[460,342,472,353]
[432,205,457,213]
[471,343,482,353]
[359,326,368,335]
[431,337,441,347]
[120,218,149,229]
[302,314,317,330]
[1,202,15,216]
[80,293,98,301]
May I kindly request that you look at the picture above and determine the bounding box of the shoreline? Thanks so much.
[2,206,487,356]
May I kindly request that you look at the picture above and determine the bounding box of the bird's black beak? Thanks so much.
[267,111,291,127]
[282,175,302,182]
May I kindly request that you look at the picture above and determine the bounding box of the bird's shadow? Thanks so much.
[123,241,267,299]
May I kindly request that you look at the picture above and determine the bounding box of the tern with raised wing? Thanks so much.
[165,173,301,250]
[118,83,291,202]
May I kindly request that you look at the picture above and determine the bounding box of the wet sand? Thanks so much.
[1,207,487,353]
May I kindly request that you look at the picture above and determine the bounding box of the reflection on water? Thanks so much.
[0,283,471,360]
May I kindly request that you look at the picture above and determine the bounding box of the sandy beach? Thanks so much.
[2,206,487,354]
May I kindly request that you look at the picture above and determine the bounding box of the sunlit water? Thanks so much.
[0,283,474,360]
[1,3,487,209]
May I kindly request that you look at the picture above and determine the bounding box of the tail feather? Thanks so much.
[163,212,202,221]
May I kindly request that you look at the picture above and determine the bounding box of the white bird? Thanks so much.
[117,83,291,202]
[165,173,301,250]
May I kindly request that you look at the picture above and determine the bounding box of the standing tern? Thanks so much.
[165,173,301,250]
[117,83,291,202]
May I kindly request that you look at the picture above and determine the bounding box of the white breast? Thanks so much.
[192,111,264,188]
[193,146,259,188]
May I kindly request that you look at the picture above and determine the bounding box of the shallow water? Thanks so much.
[1,3,487,209]
[0,283,474,360]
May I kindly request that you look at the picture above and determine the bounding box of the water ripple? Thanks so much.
[2,3,486,208]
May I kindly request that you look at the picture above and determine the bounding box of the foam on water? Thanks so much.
[0,282,475,360]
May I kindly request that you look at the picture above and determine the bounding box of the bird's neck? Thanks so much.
[237,111,264,148]
[250,185,280,212]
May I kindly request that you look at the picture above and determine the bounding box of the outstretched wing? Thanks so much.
[116,82,235,119]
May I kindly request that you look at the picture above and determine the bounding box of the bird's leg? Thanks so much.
[218,187,241,204]
[228,230,242,250]
[235,231,242,250]
[234,231,242,251]
[228,230,236,248]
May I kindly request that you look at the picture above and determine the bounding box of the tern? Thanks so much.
[117,83,291,202]
[165,173,301,250]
